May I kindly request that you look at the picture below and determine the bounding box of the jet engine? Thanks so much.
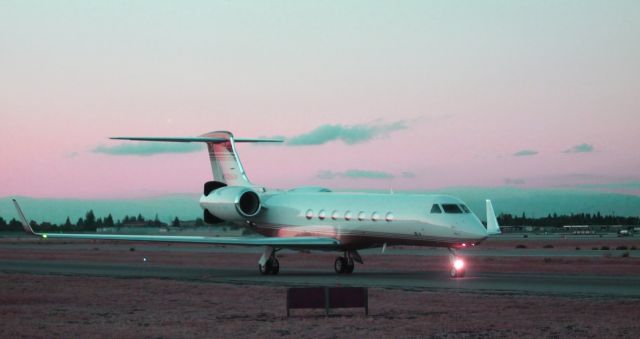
[200,185,261,222]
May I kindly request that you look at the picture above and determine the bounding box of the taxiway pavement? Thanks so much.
[1,259,639,298]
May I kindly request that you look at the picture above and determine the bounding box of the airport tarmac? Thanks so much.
[1,236,639,298]
[1,259,639,298]
[1,237,639,337]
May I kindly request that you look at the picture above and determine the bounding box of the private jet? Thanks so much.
[14,131,501,278]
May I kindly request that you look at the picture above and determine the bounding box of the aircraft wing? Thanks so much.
[12,200,339,250]
[36,233,339,249]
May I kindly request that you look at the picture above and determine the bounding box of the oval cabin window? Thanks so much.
[305,209,313,220]
[358,211,366,221]
[372,212,380,221]
[318,210,326,220]
[344,211,352,221]
[385,212,394,222]
[331,210,339,220]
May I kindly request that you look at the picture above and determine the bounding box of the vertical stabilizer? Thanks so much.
[486,199,501,235]
[200,131,251,186]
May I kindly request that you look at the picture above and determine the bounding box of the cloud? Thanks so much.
[287,121,407,146]
[316,170,337,179]
[504,178,526,185]
[513,149,538,157]
[401,171,416,178]
[93,143,203,156]
[576,181,640,190]
[563,143,594,153]
[317,169,395,180]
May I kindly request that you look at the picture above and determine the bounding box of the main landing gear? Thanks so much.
[258,246,280,275]
[448,248,465,278]
[257,248,364,275]
[334,250,363,274]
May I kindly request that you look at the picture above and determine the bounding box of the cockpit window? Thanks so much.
[430,204,442,214]
[442,204,463,214]
[459,204,470,213]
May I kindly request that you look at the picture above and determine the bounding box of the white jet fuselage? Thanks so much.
[200,191,488,251]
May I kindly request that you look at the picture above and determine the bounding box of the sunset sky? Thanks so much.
[1,1,639,198]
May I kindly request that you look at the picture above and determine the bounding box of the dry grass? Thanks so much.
[1,274,639,338]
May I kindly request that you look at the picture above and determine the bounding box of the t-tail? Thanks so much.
[111,131,283,187]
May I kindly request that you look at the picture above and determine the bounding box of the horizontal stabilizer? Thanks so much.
[110,137,283,143]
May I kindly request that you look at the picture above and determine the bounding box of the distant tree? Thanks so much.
[137,214,144,223]
[104,214,114,227]
[85,210,96,227]
[171,217,180,227]
[153,214,163,227]
[6,219,22,232]
[194,218,204,227]
[76,217,85,228]
[64,217,72,227]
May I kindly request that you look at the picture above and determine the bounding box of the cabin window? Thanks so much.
[385,212,394,222]
[442,204,463,214]
[358,211,366,221]
[331,210,339,220]
[305,209,313,219]
[459,204,470,213]
[344,211,352,221]
[430,204,442,214]
[318,210,326,220]
[371,212,380,221]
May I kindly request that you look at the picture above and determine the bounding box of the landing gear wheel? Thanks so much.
[334,257,347,274]
[270,258,280,275]
[259,262,272,275]
[259,258,280,275]
[345,263,355,274]
[450,267,465,278]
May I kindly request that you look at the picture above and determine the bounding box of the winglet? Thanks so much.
[486,199,501,235]
[12,199,38,236]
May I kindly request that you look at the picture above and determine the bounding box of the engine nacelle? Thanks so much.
[200,186,261,221]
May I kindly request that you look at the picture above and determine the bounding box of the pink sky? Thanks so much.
[1,2,639,198]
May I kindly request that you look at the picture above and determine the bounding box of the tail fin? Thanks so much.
[485,199,501,235]
[111,131,283,187]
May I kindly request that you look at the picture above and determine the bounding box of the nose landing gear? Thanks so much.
[448,248,466,278]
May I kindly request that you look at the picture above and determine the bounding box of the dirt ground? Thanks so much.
[1,274,639,338]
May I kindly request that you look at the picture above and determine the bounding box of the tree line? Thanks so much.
[0,210,204,233]
[497,212,640,227]
[1,210,638,233]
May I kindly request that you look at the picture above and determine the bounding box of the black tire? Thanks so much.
[450,267,465,278]
[270,258,280,275]
[334,257,347,274]
[345,263,355,274]
[259,260,273,275]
